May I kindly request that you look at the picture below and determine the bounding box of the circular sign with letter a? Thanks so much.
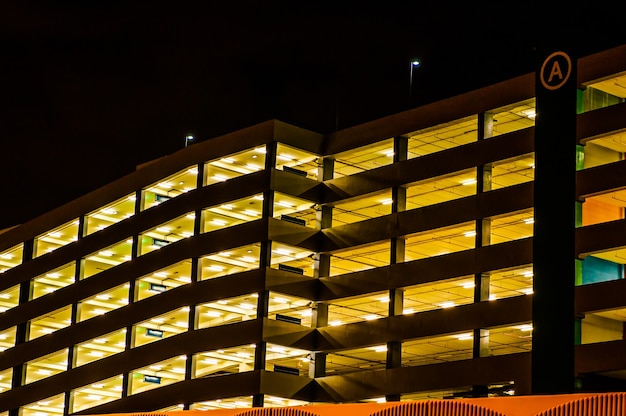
[540,51,572,91]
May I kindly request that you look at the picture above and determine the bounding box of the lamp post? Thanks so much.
[409,58,421,108]
[185,135,194,147]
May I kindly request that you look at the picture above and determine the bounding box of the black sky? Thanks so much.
[1,1,625,229]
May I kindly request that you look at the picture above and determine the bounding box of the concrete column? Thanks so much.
[468,112,496,397]
[309,302,328,378]
[532,44,578,394]
[11,238,34,400]
[385,136,408,402]
[309,155,334,378]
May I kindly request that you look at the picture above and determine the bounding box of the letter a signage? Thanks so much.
[540,51,572,91]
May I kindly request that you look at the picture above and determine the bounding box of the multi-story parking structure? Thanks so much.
[0,44,626,416]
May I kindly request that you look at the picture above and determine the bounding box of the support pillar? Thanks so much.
[532,44,577,394]
[385,136,408,402]
[310,156,334,378]
[11,238,34,414]
[469,112,494,397]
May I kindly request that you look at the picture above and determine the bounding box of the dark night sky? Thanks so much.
[1,1,625,229]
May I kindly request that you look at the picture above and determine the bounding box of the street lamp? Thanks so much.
[185,135,194,147]
[409,58,421,108]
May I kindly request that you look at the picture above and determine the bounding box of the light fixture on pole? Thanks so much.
[409,58,421,108]
[185,135,194,147]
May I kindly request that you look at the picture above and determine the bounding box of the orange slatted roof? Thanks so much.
[91,392,626,416]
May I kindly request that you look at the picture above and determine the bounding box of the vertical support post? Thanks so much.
[469,112,495,397]
[386,136,408,402]
[64,392,74,416]
[309,302,329,378]
[250,141,277,407]
[310,156,334,379]
[252,394,264,408]
[11,238,34,411]
[180,160,207,411]
[66,215,85,412]
[120,189,144,399]
[253,290,269,408]
[532,44,577,394]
